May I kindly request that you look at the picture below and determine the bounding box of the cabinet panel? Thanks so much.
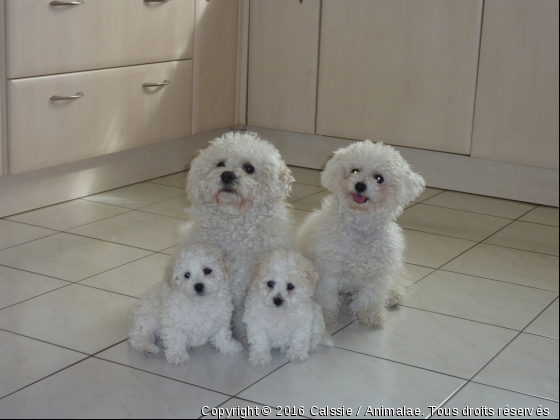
[192,0,239,135]
[248,0,320,134]
[471,0,559,170]
[7,0,195,78]
[317,0,482,154]
[9,61,193,175]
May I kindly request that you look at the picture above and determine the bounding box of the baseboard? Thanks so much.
[246,126,559,207]
[0,128,230,218]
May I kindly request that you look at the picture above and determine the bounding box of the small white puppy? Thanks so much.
[181,132,295,341]
[298,141,425,328]
[128,244,242,365]
[243,250,332,367]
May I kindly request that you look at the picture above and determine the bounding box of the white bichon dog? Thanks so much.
[181,132,295,341]
[298,141,425,328]
[128,244,242,365]
[243,250,332,367]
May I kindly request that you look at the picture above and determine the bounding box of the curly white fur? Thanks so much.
[298,141,425,328]
[128,244,242,365]
[243,251,332,367]
[180,132,296,341]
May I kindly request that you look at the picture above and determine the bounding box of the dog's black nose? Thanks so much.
[194,283,205,294]
[221,171,237,185]
[355,182,367,193]
[273,296,284,307]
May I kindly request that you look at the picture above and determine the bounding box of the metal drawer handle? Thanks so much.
[144,0,172,3]
[143,80,171,88]
[50,1,84,6]
[50,92,84,101]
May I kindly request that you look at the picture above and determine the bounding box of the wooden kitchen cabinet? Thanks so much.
[316,0,483,155]
[247,0,321,134]
[471,0,559,170]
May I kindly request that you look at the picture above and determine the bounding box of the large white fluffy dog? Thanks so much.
[181,132,295,340]
[243,250,331,367]
[128,244,242,365]
[298,141,425,328]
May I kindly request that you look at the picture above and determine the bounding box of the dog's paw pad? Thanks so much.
[288,352,309,363]
[140,344,160,357]
[356,310,387,329]
[165,352,189,366]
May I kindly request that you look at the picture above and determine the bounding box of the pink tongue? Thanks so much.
[353,194,367,204]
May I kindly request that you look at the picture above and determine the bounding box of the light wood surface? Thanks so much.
[0,129,229,218]
[9,60,193,174]
[472,0,559,170]
[316,0,482,154]
[247,0,321,134]
[192,0,239,134]
[6,0,195,79]
[246,126,559,208]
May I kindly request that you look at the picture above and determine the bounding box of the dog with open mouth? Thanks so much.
[298,141,425,328]
[180,132,295,341]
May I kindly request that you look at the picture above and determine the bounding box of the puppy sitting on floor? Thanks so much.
[298,141,425,328]
[128,244,242,365]
[243,250,332,367]
[181,131,295,342]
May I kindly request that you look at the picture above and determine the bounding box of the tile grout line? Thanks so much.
[0,327,91,357]
[416,202,537,221]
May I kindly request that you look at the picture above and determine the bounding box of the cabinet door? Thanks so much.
[7,0,195,79]
[471,0,559,170]
[192,0,239,135]
[248,0,320,134]
[317,0,482,154]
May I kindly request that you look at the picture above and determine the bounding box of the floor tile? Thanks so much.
[0,358,227,419]
[148,171,189,189]
[83,182,185,209]
[0,220,56,251]
[403,230,477,269]
[80,254,169,298]
[68,211,182,252]
[436,383,559,419]
[403,264,435,285]
[7,200,129,231]
[207,399,305,420]
[0,284,137,354]
[291,208,311,227]
[0,266,68,310]
[525,300,559,339]
[238,347,465,419]
[519,206,560,227]
[98,341,287,396]
[423,191,536,219]
[0,330,86,399]
[405,271,558,330]
[443,244,559,292]
[474,334,559,401]
[413,187,445,203]
[333,306,516,379]
[0,233,151,282]
[400,205,512,242]
[139,195,190,220]
[288,166,322,187]
[160,246,178,256]
[484,222,559,256]
[288,184,324,203]
[292,191,331,212]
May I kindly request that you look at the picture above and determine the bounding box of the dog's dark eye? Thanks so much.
[287,283,295,291]
[351,169,360,175]
[374,174,385,184]
[267,281,275,288]
[217,161,225,168]
[204,268,212,275]
[243,164,255,174]
[184,272,191,279]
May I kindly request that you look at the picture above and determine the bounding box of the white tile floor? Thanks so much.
[0,166,558,419]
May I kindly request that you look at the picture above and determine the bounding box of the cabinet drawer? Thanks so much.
[8,60,193,175]
[6,0,195,79]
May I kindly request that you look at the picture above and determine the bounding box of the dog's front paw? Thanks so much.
[139,343,160,357]
[165,351,190,366]
[355,308,387,328]
[386,289,404,307]
[249,351,272,367]
[322,309,339,325]
[219,340,244,355]
[287,350,309,363]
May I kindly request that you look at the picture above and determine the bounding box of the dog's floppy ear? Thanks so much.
[164,254,179,290]
[278,164,295,200]
[251,255,267,284]
[398,169,425,207]
[297,253,318,293]
[321,152,340,192]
